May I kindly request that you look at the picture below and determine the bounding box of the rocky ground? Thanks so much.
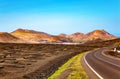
[0,38,120,79]
[0,43,97,79]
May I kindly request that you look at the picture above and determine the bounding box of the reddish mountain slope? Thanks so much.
[11,29,72,43]
[0,32,23,43]
[68,30,116,42]
[68,32,87,42]
[86,30,116,40]
[0,29,116,43]
[51,36,72,42]
[11,29,52,43]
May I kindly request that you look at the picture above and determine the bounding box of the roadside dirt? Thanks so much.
[0,37,120,79]
[0,42,108,79]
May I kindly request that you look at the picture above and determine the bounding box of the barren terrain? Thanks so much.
[0,43,97,79]
[0,38,120,79]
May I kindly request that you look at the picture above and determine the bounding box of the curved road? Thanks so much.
[83,48,120,79]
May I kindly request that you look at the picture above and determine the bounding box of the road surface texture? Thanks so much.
[84,48,120,79]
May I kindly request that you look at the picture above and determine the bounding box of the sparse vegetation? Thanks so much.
[67,53,88,79]
[48,53,88,79]
[48,53,77,79]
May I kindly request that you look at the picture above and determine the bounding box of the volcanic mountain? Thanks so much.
[68,32,87,42]
[0,29,116,43]
[11,29,53,43]
[68,30,116,42]
[52,34,72,42]
[11,29,73,43]
[86,30,116,41]
[0,32,23,43]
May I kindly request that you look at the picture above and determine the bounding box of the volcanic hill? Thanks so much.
[0,29,117,43]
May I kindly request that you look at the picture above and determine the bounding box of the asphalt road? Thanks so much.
[84,48,120,79]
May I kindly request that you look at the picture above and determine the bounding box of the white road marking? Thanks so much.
[102,51,120,60]
[84,54,104,79]
[94,52,120,68]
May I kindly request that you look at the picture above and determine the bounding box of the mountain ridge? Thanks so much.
[0,29,117,43]
[0,32,24,43]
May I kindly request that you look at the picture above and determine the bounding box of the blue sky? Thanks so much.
[0,0,120,36]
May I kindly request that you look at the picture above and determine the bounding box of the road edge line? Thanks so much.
[84,54,104,79]
[102,51,120,60]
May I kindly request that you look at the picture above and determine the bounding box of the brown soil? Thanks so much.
[0,38,120,79]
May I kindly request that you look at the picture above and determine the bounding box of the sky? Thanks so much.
[0,0,120,36]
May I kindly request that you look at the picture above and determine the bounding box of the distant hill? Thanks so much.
[86,30,116,41]
[68,32,87,42]
[0,29,117,43]
[68,30,116,43]
[0,32,24,43]
[11,29,52,43]
[51,35,72,42]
